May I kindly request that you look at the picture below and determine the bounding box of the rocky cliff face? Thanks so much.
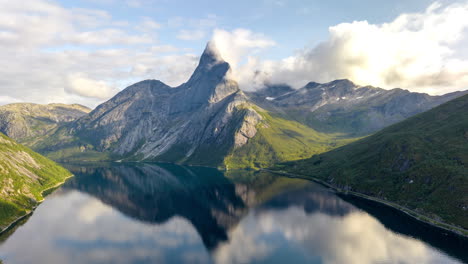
[0,103,90,144]
[279,94,468,229]
[248,80,468,135]
[63,163,351,251]
[12,42,467,168]
[71,43,262,165]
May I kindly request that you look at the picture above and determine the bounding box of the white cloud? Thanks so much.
[210,28,276,89]
[78,198,114,223]
[0,0,151,48]
[0,0,197,107]
[0,191,210,264]
[65,73,116,99]
[67,29,154,46]
[223,1,468,94]
[126,0,144,8]
[213,207,458,264]
[213,216,272,264]
[0,96,21,106]
[138,17,162,31]
[167,15,218,29]
[177,29,206,41]
[212,29,276,68]
[2,0,467,109]
[172,15,218,41]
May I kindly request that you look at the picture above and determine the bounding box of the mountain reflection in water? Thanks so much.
[0,163,465,264]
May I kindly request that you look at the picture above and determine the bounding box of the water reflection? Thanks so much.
[64,163,247,250]
[0,163,464,264]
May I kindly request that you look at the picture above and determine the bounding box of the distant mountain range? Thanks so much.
[0,42,466,236]
[248,80,466,136]
[0,103,90,145]
[63,163,349,251]
[276,94,468,230]
[0,43,464,169]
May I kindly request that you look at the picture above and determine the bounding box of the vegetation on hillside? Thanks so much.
[27,104,358,170]
[0,103,90,146]
[225,108,357,169]
[0,133,71,230]
[275,94,468,230]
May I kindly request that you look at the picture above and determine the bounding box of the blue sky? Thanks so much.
[59,0,446,58]
[0,0,467,107]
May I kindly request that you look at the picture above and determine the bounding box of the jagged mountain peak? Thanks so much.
[304,82,321,89]
[61,43,256,163]
[326,79,355,85]
[90,43,239,119]
[186,42,232,84]
[318,79,358,96]
[247,78,467,136]
[176,42,239,108]
[199,41,226,67]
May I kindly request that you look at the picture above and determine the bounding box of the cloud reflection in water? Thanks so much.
[0,163,462,264]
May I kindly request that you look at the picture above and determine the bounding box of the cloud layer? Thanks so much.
[0,0,467,108]
[213,207,457,264]
[213,2,468,94]
[0,0,198,107]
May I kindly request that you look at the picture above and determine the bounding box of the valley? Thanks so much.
[1,1,468,263]
[1,44,464,171]
[0,43,466,241]
[1,162,465,263]
[273,94,468,232]
[0,133,71,231]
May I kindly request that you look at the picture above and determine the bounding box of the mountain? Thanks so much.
[247,80,467,136]
[32,43,354,168]
[0,103,90,145]
[64,163,248,250]
[0,132,71,230]
[275,94,468,230]
[16,43,466,169]
[63,163,349,251]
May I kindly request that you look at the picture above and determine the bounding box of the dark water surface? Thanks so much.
[0,163,466,264]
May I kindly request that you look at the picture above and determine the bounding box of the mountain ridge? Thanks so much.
[5,43,467,170]
[275,94,468,230]
[247,79,467,136]
[0,103,91,146]
[33,44,267,167]
[0,132,71,230]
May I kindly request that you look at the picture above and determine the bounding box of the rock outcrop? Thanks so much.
[0,103,90,144]
[70,43,262,165]
[8,42,467,169]
[248,79,467,135]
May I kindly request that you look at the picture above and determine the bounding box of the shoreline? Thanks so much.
[262,168,468,238]
[0,174,73,235]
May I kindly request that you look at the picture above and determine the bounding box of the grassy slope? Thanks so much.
[276,94,468,229]
[225,109,357,169]
[226,169,310,203]
[0,133,71,230]
[32,105,357,170]
[31,125,111,162]
[0,103,90,145]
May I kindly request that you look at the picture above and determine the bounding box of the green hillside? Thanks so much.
[0,103,90,146]
[26,104,358,169]
[0,133,71,231]
[275,94,468,230]
[225,108,357,169]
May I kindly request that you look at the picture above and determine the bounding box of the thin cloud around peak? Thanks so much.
[216,1,468,94]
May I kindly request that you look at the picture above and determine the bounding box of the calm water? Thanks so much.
[0,163,466,264]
